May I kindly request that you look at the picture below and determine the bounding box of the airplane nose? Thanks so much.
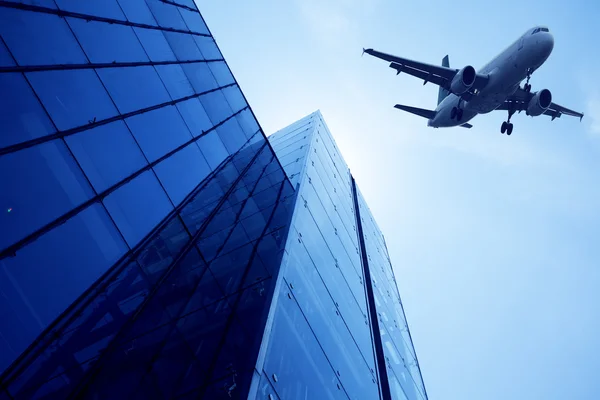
[543,33,554,56]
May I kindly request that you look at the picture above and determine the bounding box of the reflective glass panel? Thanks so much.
[65,121,148,193]
[0,203,127,374]
[0,8,87,66]
[103,170,173,247]
[145,0,187,30]
[117,0,156,25]
[0,140,94,251]
[133,27,176,62]
[178,8,209,34]
[181,62,218,93]
[194,36,221,60]
[125,106,193,162]
[0,38,15,66]
[54,0,126,20]
[27,69,118,131]
[196,130,229,169]
[153,143,211,205]
[67,18,148,63]
[199,90,233,125]
[0,73,56,149]
[156,64,194,99]
[97,66,170,114]
[163,31,203,61]
[176,98,212,137]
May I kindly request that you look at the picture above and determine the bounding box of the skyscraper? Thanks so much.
[0,2,427,399]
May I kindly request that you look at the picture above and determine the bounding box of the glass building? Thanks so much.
[0,1,427,399]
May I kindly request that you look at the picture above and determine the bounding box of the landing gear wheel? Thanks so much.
[501,121,507,134]
[507,123,513,135]
[524,83,531,93]
[457,109,464,121]
[451,107,457,119]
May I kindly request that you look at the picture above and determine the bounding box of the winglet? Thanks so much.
[362,48,365,57]
[581,113,584,122]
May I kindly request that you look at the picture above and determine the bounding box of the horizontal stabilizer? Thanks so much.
[394,104,436,119]
[460,123,473,128]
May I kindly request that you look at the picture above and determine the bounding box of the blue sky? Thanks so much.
[199,1,600,399]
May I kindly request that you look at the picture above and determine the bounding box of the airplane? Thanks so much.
[363,26,583,135]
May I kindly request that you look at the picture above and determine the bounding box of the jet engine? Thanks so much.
[526,89,552,116]
[450,66,476,95]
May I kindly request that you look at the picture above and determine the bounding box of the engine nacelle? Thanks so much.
[526,89,552,116]
[450,66,476,95]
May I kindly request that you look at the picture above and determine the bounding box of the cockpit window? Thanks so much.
[532,27,549,34]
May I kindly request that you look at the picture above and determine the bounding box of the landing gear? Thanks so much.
[524,68,533,93]
[451,100,464,121]
[501,108,516,135]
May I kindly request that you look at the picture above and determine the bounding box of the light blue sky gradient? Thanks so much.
[199,1,600,399]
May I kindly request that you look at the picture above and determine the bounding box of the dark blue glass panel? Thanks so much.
[176,98,212,137]
[263,287,347,400]
[153,143,211,205]
[8,0,58,8]
[117,0,156,25]
[217,118,248,155]
[0,8,87,66]
[208,62,235,87]
[97,66,170,114]
[156,64,194,99]
[199,90,233,125]
[133,27,176,62]
[65,121,148,193]
[67,18,148,63]
[0,203,127,374]
[163,31,203,61]
[0,140,94,251]
[54,0,126,20]
[181,62,218,93]
[0,73,56,149]
[222,85,247,113]
[0,39,14,66]
[236,109,260,140]
[196,130,229,169]
[125,106,193,162]
[103,170,173,247]
[179,9,209,34]
[145,0,187,30]
[193,36,221,60]
[27,69,118,131]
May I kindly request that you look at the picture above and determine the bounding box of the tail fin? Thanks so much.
[437,55,450,105]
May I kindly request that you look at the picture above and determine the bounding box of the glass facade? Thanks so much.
[0,1,427,399]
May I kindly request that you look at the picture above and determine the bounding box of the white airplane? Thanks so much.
[364,26,583,135]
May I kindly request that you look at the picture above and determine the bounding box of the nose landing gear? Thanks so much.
[524,68,533,93]
[450,99,464,121]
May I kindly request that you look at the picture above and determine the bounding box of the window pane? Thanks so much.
[181,62,218,93]
[154,144,211,205]
[217,118,247,154]
[236,109,260,140]
[133,27,175,62]
[222,85,247,113]
[179,9,209,34]
[0,73,56,149]
[0,140,95,251]
[125,106,193,162]
[27,69,118,131]
[208,61,235,87]
[67,18,148,63]
[103,170,173,247]
[65,121,148,193]
[145,0,187,30]
[199,90,233,125]
[156,64,194,99]
[9,0,58,8]
[54,0,126,20]
[196,130,229,169]
[163,31,203,61]
[176,98,212,137]
[0,8,87,65]
[0,203,127,375]
[0,39,15,66]
[97,66,170,114]
[193,36,222,60]
[117,0,156,25]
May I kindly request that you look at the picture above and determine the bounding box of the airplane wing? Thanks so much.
[498,87,584,121]
[363,48,489,99]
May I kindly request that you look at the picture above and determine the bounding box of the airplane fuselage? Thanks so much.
[428,29,555,128]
